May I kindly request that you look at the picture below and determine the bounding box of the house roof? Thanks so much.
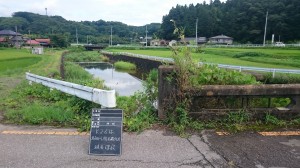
[26,40,40,45]
[0,30,22,36]
[35,39,50,43]
[10,36,23,41]
[210,35,232,39]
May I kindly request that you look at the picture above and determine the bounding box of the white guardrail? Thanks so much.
[199,62,300,77]
[26,72,116,108]
[101,51,300,77]
[101,51,174,63]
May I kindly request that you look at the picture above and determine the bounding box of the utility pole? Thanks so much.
[76,28,78,44]
[45,8,48,16]
[195,18,198,45]
[145,25,148,47]
[87,35,88,44]
[110,26,113,46]
[263,11,268,46]
[29,30,31,47]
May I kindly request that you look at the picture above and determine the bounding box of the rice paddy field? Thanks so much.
[0,48,62,76]
[0,47,63,98]
[107,47,300,69]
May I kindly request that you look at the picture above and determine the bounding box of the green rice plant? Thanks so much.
[114,61,136,70]
[233,52,269,58]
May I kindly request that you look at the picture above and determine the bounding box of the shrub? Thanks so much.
[233,52,269,58]
[191,64,258,86]
[114,61,136,70]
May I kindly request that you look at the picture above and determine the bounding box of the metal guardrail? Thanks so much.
[101,51,174,63]
[101,51,300,77]
[206,43,300,48]
[26,72,116,108]
[199,62,300,77]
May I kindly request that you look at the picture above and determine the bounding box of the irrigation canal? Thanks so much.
[80,62,144,96]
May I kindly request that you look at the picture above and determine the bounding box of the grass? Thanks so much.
[0,48,42,75]
[64,51,103,62]
[114,61,136,71]
[5,103,74,125]
[107,47,300,69]
[1,49,106,131]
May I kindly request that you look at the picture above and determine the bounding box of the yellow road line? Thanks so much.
[216,131,300,136]
[1,130,89,136]
[216,132,230,136]
[259,131,300,136]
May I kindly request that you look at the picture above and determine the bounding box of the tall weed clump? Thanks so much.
[165,20,260,136]
[118,69,158,132]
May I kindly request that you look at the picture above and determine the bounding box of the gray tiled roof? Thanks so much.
[0,30,22,36]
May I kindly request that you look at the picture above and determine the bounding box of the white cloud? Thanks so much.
[0,0,226,25]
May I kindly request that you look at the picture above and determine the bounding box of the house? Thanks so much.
[150,39,160,46]
[0,30,21,36]
[180,37,207,44]
[0,30,23,47]
[35,39,51,46]
[169,40,177,46]
[26,40,41,46]
[9,36,24,47]
[140,36,152,46]
[0,37,7,43]
[209,35,233,45]
[150,39,168,46]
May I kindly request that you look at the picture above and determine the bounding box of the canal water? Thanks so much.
[81,62,144,96]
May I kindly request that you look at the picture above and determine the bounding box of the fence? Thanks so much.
[102,51,300,77]
[101,51,174,63]
[199,62,300,77]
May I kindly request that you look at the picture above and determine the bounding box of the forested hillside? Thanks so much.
[160,0,300,43]
[0,12,160,44]
[1,0,299,44]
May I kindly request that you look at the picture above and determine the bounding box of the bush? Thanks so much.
[117,69,158,132]
[191,64,258,86]
[114,61,136,70]
[262,73,300,84]
[64,51,103,62]
[233,52,269,58]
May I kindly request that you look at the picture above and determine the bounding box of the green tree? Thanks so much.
[49,34,70,48]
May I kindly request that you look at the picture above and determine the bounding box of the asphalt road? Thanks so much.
[205,130,300,168]
[0,124,299,168]
[0,124,226,168]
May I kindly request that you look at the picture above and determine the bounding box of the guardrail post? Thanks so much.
[272,69,276,78]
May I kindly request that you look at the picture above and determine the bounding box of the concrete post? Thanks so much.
[158,66,178,119]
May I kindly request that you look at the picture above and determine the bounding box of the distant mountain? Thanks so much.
[0,12,161,44]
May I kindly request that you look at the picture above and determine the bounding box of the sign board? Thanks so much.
[89,108,123,156]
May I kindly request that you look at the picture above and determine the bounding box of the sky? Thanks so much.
[0,0,226,26]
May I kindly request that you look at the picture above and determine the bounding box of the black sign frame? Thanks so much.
[89,108,123,156]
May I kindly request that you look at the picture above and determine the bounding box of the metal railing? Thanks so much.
[101,51,174,63]
[26,72,116,108]
[101,51,300,77]
[199,62,300,77]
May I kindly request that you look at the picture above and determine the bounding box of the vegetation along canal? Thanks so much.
[81,62,143,96]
